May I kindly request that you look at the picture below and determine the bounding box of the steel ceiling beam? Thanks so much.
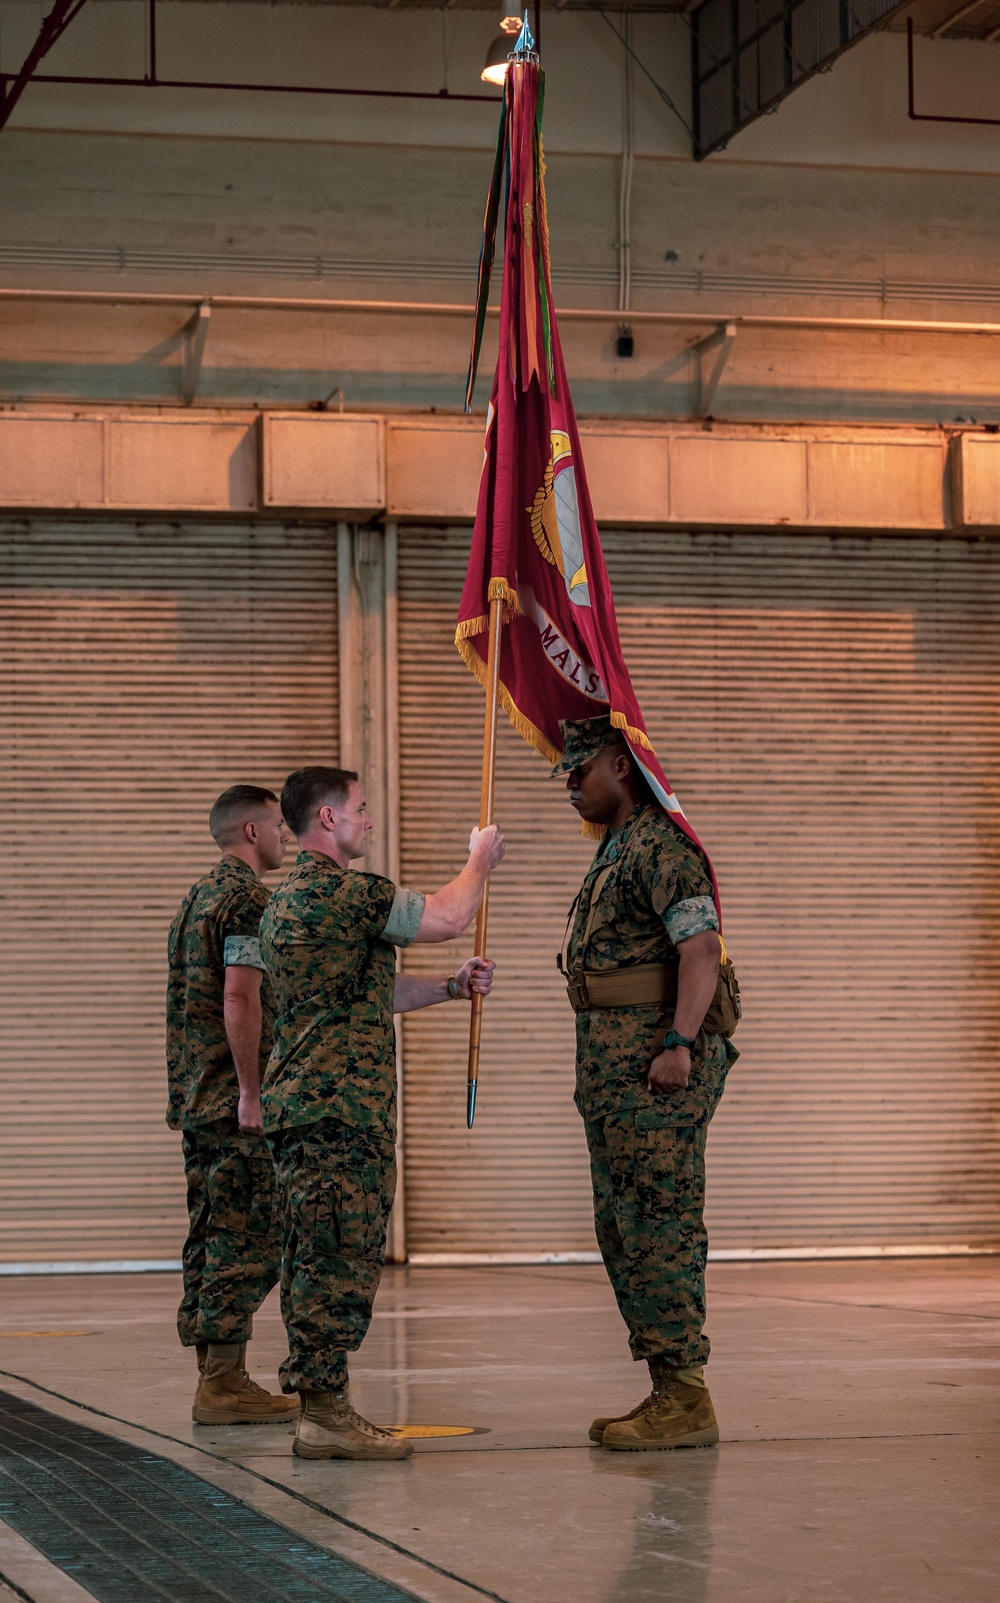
[0,0,90,132]
[0,0,499,127]
[930,0,988,36]
[690,0,912,160]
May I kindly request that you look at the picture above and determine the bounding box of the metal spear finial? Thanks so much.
[513,10,536,60]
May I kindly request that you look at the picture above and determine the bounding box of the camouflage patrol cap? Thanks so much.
[550,713,626,776]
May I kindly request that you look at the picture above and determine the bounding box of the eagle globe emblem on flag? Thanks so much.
[530,430,589,604]
[455,17,718,1123]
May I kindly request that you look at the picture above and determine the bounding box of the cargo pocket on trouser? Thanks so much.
[315,1146,394,1266]
[245,1146,278,1240]
[209,1135,276,1240]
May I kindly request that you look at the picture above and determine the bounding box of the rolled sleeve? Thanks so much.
[381,887,426,948]
[662,894,719,946]
[223,933,266,970]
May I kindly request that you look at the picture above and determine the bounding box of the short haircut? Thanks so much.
[280,766,358,838]
[209,784,278,848]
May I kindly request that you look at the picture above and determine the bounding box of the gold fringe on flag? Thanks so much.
[454,633,560,765]
[454,630,609,844]
[455,614,490,643]
[487,576,522,623]
[610,709,655,753]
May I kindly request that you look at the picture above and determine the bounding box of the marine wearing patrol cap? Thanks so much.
[554,713,739,1452]
[550,713,627,777]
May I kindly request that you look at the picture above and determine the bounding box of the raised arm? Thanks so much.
[412,824,506,943]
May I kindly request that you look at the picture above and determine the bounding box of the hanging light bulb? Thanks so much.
[481,16,524,85]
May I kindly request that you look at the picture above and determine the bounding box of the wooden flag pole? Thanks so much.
[467,594,504,1128]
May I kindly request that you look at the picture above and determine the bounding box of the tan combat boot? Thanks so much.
[292,1389,413,1461]
[192,1342,298,1426]
[589,1392,654,1444]
[602,1376,719,1451]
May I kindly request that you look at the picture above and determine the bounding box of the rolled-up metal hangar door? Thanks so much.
[0,519,339,1265]
[397,524,1000,1258]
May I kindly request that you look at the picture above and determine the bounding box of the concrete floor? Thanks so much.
[0,1258,997,1603]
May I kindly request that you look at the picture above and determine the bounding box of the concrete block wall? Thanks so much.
[2,6,1000,421]
[5,129,1000,311]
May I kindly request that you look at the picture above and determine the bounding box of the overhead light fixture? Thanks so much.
[481,16,524,86]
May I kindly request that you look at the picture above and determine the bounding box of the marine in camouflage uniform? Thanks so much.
[261,853,421,1400]
[554,715,737,1451]
[260,764,503,1461]
[166,784,297,1425]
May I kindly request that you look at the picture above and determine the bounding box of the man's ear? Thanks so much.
[614,749,632,780]
[243,818,259,844]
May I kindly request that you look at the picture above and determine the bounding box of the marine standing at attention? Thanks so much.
[166,785,298,1426]
[260,765,505,1462]
[553,715,739,1451]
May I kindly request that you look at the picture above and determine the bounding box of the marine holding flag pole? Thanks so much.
[459,14,720,1128]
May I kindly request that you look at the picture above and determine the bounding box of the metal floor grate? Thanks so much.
[0,1389,420,1603]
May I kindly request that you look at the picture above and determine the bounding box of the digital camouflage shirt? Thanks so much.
[566,804,731,1126]
[166,855,273,1131]
[259,851,424,1139]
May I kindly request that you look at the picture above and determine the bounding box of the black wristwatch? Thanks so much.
[662,1030,696,1052]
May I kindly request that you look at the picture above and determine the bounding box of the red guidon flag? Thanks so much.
[456,39,714,886]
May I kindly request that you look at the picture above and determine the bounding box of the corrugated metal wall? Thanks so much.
[398,524,1000,1254]
[0,519,339,1263]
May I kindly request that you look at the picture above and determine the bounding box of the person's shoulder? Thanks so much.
[240,876,271,913]
[264,853,347,921]
[201,862,256,915]
[641,807,695,846]
[264,859,310,911]
[342,867,394,895]
[629,806,678,854]
[213,877,271,936]
[631,808,707,874]
[336,868,396,916]
[169,869,229,966]
[176,865,225,919]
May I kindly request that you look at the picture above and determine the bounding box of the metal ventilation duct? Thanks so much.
[691,0,909,159]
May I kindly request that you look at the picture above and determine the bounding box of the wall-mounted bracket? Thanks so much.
[691,322,737,418]
[181,302,211,406]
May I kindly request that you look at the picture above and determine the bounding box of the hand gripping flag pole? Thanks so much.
[458,16,719,1129]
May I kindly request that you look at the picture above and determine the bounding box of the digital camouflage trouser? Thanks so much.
[177,1119,282,1348]
[584,1111,711,1368]
[268,1118,396,1394]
